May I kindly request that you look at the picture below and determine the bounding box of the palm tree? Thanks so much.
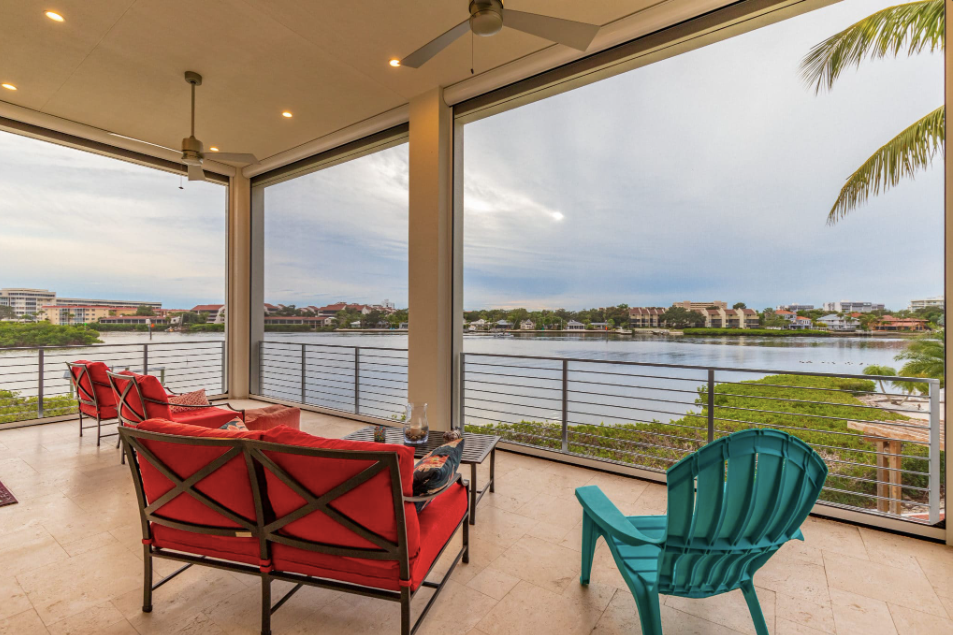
[894,330,945,386]
[800,0,944,224]
[862,364,898,393]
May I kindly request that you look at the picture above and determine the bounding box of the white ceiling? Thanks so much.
[0,0,715,167]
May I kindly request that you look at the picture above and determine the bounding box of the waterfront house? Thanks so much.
[492,319,513,331]
[468,318,487,331]
[817,313,859,331]
[520,319,535,330]
[590,321,609,329]
[628,306,665,327]
[872,316,929,332]
[566,319,585,330]
[790,316,813,329]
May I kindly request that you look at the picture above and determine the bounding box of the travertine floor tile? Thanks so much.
[466,566,521,601]
[799,517,869,560]
[0,578,32,621]
[475,580,606,635]
[888,603,953,635]
[823,552,946,617]
[45,601,135,635]
[592,590,744,635]
[665,586,776,635]
[489,535,580,593]
[0,609,50,635]
[829,588,897,635]
[775,592,835,634]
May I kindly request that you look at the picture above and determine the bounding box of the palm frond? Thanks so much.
[895,331,945,387]
[800,0,944,93]
[827,106,944,224]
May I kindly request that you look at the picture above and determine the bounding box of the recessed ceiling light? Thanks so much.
[389,59,401,68]
[45,11,64,22]
[209,147,219,152]
[1,83,16,91]
[282,111,293,118]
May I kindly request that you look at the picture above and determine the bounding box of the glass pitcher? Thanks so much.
[403,402,429,446]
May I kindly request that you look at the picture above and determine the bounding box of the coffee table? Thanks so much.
[343,426,501,525]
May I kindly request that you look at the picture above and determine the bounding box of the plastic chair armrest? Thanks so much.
[575,485,663,546]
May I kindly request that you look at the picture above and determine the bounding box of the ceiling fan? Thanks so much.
[180,71,258,181]
[398,0,600,68]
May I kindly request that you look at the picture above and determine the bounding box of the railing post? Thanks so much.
[561,359,569,453]
[37,348,44,419]
[707,369,715,443]
[928,380,940,525]
[354,348,361,415]
[459,353,466,432]
[143,343,149,376]
[221,340,226,394]
[300,344,307,404]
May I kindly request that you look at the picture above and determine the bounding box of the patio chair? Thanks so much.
[66,360,119,446]
[106,369,244,463]
[575,428,828,635]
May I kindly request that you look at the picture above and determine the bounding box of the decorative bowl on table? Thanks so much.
[403,402,429,446]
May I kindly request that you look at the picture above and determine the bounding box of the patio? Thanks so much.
[0,402,950,635]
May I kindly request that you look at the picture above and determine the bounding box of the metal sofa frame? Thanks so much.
[119,425,470,635]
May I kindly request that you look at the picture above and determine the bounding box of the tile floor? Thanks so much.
[0,400,951,635]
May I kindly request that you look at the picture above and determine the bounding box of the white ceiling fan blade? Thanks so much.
[401,19,470,68]
[504,10,599,51]
[187,164,206,181]
[208,152,259,164]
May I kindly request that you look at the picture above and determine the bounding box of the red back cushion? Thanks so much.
[69,360,116,412]
[135,418,263,531]
[260,426,420,558]
[114,371,172,422]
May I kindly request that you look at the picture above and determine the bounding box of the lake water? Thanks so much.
[1,330,914,423]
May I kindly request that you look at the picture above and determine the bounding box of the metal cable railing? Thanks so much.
[0,340,226,425]
[461,352,943,527]
[258,342,408,420]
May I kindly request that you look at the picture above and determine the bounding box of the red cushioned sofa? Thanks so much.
[66,360,119,445]
[118,419,469,635]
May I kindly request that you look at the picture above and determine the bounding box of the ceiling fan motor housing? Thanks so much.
[181,135,204,165]
[469,0,503,36]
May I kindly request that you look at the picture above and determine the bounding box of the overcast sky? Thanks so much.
[1,0,943,312]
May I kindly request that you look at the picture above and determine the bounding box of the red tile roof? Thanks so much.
[191,304,224,312]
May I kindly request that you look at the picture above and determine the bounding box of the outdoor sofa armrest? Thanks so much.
[142,397,245,420]
[575,485,664,547]
[403,472,466,504]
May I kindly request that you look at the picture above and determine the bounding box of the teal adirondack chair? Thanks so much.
[575,429,828,635]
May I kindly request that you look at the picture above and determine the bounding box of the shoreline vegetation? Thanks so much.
[465,374,944,513]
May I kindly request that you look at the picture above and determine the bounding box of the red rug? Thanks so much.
[0,480,17,507]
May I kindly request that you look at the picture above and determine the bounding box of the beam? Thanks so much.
[945,7,952,547]
[407,88,458,431]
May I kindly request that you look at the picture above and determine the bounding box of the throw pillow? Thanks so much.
[220,418,248,431]
[168,389,210,413]
[412,437,464,512]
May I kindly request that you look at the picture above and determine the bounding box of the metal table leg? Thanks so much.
[489,449,495,493]
[470,463,478,525]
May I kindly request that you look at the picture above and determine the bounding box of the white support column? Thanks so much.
[226,173,252,399]
[408,88,459,431]
[945,9,951,547]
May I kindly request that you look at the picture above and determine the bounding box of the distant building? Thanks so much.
[468,318,488,331]
[1,288,56,318]
[872,316,928,332]
[776,304,814,312]
[790,316,813,330]
[691,306,759,329]
[566,320,585,330]
[628,307,665,328]
[98,315,167,326]
[191,304,225,324]
[816,314,858,331]
[520,319,535,330]
[908,296,943,311]
[40,304,144,326]
[57,296,160,310]
[590,322,609,330]
[493,320,513,331]
[822,301,885,313]
[673,300,727,311]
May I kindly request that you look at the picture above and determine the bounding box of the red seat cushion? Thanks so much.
[271,481,467,591]
[171,405,243,429]
[134,418,264,564]
[261,426,431,589]
[69,360,118,419]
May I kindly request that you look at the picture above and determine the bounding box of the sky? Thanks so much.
[0,0,944,312]
[0,132,226,309]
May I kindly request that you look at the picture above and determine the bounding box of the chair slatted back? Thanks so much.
[660,429,827,596]
[66,361,98,410]
[107,370,171,425]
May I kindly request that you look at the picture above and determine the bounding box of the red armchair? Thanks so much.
[118,420,469,635]
[105,370,244,429]
[66,360,119,445]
